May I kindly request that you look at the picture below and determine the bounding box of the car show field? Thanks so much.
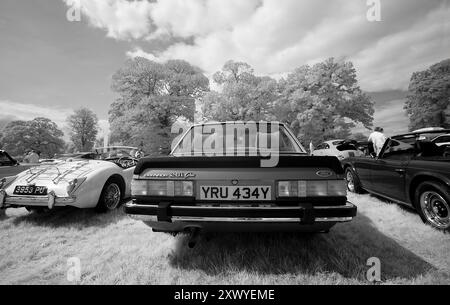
[1,193,448,285]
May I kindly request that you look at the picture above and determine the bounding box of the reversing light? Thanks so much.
[278,181,298,197]
[175,181,193,196]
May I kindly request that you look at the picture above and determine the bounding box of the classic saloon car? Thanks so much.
[342,129,450,230]
[125,122,357,239]
[0,155,138,212]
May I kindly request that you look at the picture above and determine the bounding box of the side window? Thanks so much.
[324,143,330,149]
[381,139,415,160]
[434,136,450,144]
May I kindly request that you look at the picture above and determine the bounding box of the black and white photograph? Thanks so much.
[0,0,449,293]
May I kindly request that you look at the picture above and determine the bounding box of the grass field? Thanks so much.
[0,193,449,285]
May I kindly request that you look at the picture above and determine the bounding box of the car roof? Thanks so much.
[432,133,450,138]
[392,129,450,139]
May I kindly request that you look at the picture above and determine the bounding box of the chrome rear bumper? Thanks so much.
[124,200,356,232]
[0,190,76,209]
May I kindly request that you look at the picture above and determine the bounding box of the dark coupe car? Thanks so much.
[125,121,357,246]
[342,129,450,230]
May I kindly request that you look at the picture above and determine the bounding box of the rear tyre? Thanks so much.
[415,181,450,231]
[345,167,363,194]
[95,179,122,213]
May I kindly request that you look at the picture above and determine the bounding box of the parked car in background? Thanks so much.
[0,153,139,213]
[412,127,445,133]
[311,140,364,160]
[0,150,37,179]
[125,121,356,244]
[432,134,450,148]
[94,146,140,159]
[342,129,450,230]
[54,152,100,160]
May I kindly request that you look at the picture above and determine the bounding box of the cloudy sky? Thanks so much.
[0,0,449,137]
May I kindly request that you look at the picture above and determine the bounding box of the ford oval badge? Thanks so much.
[316,170,333,178]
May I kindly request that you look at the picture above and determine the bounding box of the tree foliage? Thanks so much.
[405,59,450,131]
[202,58,374,147]
[67,108,99,152]
[109,57,209,155]
[273,58,374,146]
[1,117,65,157]
[202,60,278,121]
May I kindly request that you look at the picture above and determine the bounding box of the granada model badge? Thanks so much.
[144,172,196,179]
[316,170,333,178]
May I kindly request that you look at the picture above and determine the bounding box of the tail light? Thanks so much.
[66,177,87,195]
[277,180,346,197]
[131,180,194,197]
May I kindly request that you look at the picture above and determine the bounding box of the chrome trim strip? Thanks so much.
[126,201,355,210]
[127,214,353,223]
[171,217,301,222]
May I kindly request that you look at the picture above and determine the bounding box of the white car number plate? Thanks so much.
[200,186,271,201]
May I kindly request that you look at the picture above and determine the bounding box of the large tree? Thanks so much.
[405,59,450,131]
[1,117,65,157]
[67,108,99,152]
[109,57,209,155]
[273,58,374,146]
[201,60,278,121]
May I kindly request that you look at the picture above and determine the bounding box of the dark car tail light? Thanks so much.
[277,180,346,198]
[131,180,194,197]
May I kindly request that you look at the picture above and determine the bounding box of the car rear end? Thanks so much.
[0,161,94,210]
[124,156,356,233]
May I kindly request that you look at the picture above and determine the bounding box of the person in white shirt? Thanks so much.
[368,127,387,156]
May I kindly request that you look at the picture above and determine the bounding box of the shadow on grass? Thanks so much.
[9,204,127,229]
[169,212,435,282]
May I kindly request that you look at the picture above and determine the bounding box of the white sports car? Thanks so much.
[0,156,137,212]
[311,140,364,160]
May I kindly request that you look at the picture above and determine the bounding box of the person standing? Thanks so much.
[368,127,387,156]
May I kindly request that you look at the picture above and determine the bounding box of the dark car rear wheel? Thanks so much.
[415,181,450,231]
[345,167,363,194]
[96,179,122,213]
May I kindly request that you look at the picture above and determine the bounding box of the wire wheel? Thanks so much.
[104,183,121,210]
[420,191,450,229]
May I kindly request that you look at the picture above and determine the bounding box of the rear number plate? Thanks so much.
[200,186,271,201]
[13,185,48,196]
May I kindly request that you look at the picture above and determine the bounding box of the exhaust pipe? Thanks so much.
[187,227,201,248]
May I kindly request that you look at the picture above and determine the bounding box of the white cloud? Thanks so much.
[64,0,153,39]
[126,47,161,62]
[0,100,72,127]
[65,0,449,91]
